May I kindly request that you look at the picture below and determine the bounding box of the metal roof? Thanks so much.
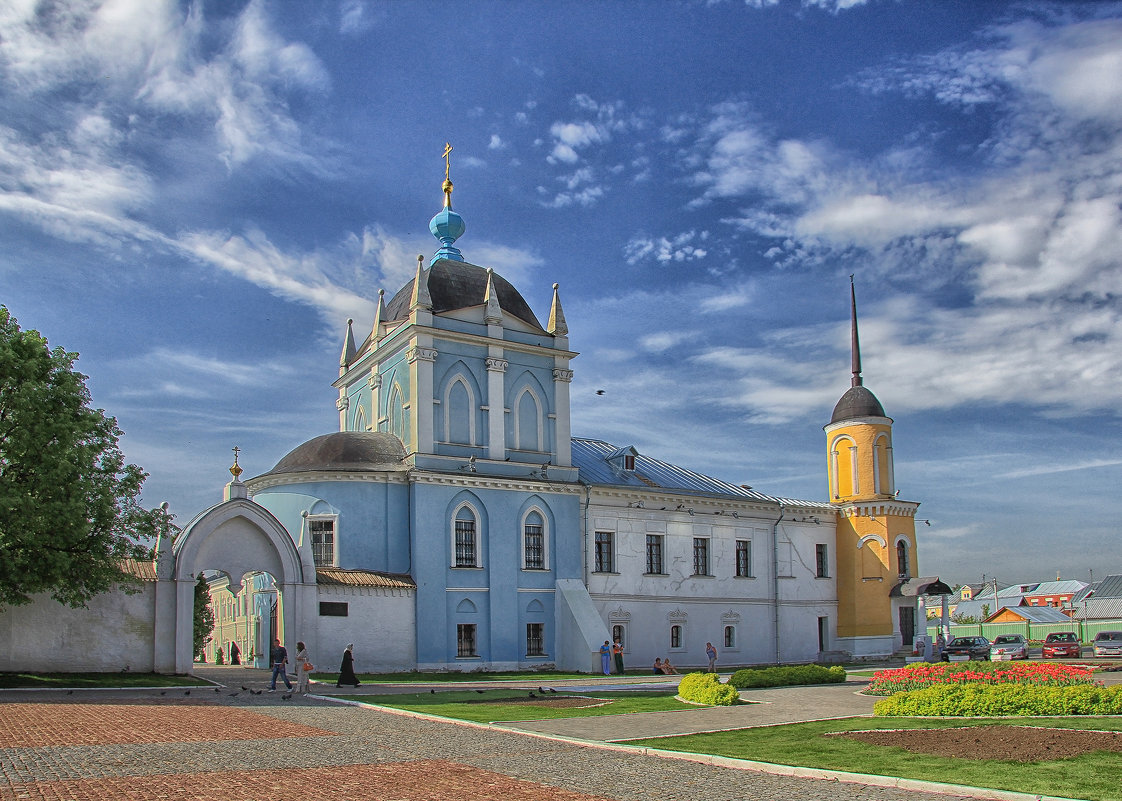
[1092,575,1122,598]
[1025,579,1087,597]
[987,606,1073,624]
[1075,597,1122,620]
[570,437,822,506]
[316,568,415,589]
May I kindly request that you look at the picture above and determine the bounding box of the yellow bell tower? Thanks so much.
[827,278,920,658]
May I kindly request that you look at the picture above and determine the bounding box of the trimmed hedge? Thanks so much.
[729,664,847,689]
[874,682,1122,717]
[677,672,740,706]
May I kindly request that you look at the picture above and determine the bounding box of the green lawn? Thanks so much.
[624,716,1122,801]
[337,689,704,722]
[0,672,209,689]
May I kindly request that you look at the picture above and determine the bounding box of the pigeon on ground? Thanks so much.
[241,686,248,691]
[549,688,557,694]
[475,689,485,694]
[281,693,292,700]
[214,688,220,693]
[159,691,166,696]
[538,686,547,693]
[184,690,190,696]
[228,692,240,697]
[430,689,436,694]
[528,691,537,698]
[67,690,73,695]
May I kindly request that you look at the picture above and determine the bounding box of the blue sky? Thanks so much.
[2,0,1120,587]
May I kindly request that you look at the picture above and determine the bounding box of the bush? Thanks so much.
[729,664,846,689]
[677,672,740,706]
[874,683,1122,717]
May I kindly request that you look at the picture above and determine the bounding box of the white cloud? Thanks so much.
[624,231,710,265]
[489,134,506,150]
[339,0,376,35]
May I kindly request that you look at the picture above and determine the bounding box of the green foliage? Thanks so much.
[874,683,1122,717]
[193,574,215,659]
[0,307,161,609]
[677,671,740,705]
[729,664,846,689]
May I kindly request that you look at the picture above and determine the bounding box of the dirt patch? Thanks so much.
[838,725,1122,762]
[466,695,609,709]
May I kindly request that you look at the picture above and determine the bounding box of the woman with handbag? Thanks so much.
[295,641,313,694]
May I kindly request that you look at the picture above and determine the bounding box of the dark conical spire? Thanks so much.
[849,274,862,388]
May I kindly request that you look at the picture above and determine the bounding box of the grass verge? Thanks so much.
[0,672,209,689]
[318,670,653,684]
[336,689,703,722]
[623,716,1122,801]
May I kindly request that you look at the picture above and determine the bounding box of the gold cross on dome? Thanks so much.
[442,142,453,180]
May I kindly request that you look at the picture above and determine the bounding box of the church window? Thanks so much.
[526,623,544,656]
[735,540,752,577]
[816,543,829,578]
[724,625,735,648]
[692,538,710,576]
[670,625,682,649]
[309,518,336,567]
[523,512,545,570]
[594,531,614,573]
[645,534,664,574]
[445,376,474,445]
[354,404,366,433]
[454,507,478,567]
[389,384,405,442]
[612,624,626,648]
[896,540,909,577]
[515,388,543,452]
[457,624,477,657]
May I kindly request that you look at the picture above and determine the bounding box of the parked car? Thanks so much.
[1093,631,1122,658]
[989,634,1028,660]
[942,636,991,661]
[1042,631,1081,659]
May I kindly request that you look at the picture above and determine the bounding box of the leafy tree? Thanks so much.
[0,307,161,609]
[193,574,215,660]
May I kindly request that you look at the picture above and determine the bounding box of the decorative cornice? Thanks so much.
[552,368,574,383]
[486,357,508,373]
[246,470,410,493]
[608,606,631,621]
[409,472,583,495]
[368,372,382,389]
[335,396,350,411]
[667,608,688,622]
[407,346,437,364]
[721,610,742,622]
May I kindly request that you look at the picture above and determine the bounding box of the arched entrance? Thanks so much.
[164,489,317,674]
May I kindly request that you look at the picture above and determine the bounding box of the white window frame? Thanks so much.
[593,531,615,573]
[513,386,544,453]
[307,515,338,568]
[443,373,477,445]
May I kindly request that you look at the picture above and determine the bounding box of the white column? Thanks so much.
[486,355,507,460]
[553,366,573,466]
[408,339,436,455]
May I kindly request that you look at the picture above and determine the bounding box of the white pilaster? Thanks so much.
[486,353,507,460]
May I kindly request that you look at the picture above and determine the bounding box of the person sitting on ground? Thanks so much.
[660,657,678,674]
[652,657,663,675]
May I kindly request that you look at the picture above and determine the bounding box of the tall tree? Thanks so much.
[193,573,215,660]
[0,307,161,609]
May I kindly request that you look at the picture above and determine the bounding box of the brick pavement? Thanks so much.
[0,688,986,801]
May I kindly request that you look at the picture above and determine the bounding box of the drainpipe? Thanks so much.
[772,503,786,665]
[577,477,592,586]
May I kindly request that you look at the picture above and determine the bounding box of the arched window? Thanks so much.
[830,435,858,499]
[388,384,405,442]
[515,388,543,452]
[453,505,478,568]
[896,539,910,577]
[670,625,682,649]
[612,624,626,649]
[445,375,475,445]
[724,625,735,648]
[523,510,546,570]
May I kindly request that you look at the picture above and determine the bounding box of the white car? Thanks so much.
[989,634,1028,660]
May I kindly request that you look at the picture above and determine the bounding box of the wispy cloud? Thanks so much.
[996,459,1122,481]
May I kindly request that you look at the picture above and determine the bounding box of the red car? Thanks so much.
[1042,631,1081,658]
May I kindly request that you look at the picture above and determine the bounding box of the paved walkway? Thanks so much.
[0,667,1022,801]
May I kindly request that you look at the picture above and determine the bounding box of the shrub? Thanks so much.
[865,661,1094,696]
[729,664,846,689]
[677,672,740,706]
[874,683,1122,717]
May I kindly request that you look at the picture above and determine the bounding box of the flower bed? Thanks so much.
[874,683,1122,716]
[865,661,1094,696]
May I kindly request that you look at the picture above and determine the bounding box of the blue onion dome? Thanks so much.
[430,177,466,263]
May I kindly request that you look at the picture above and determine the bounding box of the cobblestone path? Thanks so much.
[0,692,982,800]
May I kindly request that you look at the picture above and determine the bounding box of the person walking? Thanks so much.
[337,643,360,687]
[706,641,718,673]
[295,641,312,694]
[268,638,292,692]
[612,639,625,674]
[599,640,611,675]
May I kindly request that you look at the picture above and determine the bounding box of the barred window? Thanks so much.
[526,623,544,656]
[455,508,477,567]
[457,623,477,657]
[735,539,751,577]
[594,531,613,573]
[309,518,335,567]
[612,624,626,648]
[670,624,682,649]
[816,543,829,578]
[645,534,664,574]
[724,625,735,648]
[693,537,709,576]
[524,515,544,570]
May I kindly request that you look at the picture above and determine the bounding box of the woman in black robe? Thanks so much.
[337,643,360,687]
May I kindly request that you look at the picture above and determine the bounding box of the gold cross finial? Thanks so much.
[229,446,243,480]
[441,142,454,208]
[442,142,453,179]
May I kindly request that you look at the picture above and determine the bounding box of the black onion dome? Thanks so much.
[385,258,545,331]
[830,385,887,424]
[264,432,406,475]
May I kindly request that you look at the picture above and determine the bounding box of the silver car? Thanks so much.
[990,634,1028,660]
[1093,631,1122,658]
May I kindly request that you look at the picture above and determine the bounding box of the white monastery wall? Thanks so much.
[313,586,415,673]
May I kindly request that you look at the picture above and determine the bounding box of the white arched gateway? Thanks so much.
[156,480,318,674]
